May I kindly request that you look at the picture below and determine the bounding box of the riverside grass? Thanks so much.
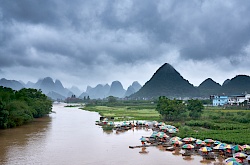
[84,105,161,121]
[83,104,250,144]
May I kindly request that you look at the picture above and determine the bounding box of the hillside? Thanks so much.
[131,63,200,99]
[197,78,221,97]
[220,75,250,95]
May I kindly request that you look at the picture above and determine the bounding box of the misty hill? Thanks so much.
[124,86,136,97]
[197,78,221,97]
[26,81,35,88]
[108,81,126,98]
[47,91,66,100]
[220,75,250,95]
[0,78,24,90]
[83,84,110,99]
[69,86,82,97]
[131,63,200,99]
[79,92,89,99]
[124,81,142,97]
[131,81,141,92]
[30,77,74,100]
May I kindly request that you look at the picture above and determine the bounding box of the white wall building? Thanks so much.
[228,94,250,105]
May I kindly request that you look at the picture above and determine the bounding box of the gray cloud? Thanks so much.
[1,0,250,89]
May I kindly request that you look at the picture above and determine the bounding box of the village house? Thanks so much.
[212,95,228,106]
[211,94,250,106]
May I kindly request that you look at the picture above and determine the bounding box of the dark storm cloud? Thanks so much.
[1,0,250,65]
[1,1,60,25]
[1,0,250,88]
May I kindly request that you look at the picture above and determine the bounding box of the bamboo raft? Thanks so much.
[129,144,158,149]
[165,147,175,151]
[182,152,192,156]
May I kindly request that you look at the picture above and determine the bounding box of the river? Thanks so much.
[0,103,224,165]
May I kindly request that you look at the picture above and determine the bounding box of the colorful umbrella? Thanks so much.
[213,143,227,150]
[121,121,129,126]
[234,152,247,158]
[204,139,214,143]
[233,145,244,152]
[170,136,182,141]
[199,147,212,152]
[159,125,168,130]
[157,122,165,126]
[196,140,206,145]
[156,132,165,136]
[182,137,196,143]
[150,131,158,138]
[140,137,147,142]
[168,129,177,134]
[214,141,221,145]
[196,139,202,144]
[225,144,234,149]
[225,157,242,163]
[157,132,169,138]
[182,144,194,149]
[107,121,114,126]
[225,161,242,165]
[172,140,183,145]
[243,144,250,150]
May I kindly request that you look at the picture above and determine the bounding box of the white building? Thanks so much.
[228,94,250,105]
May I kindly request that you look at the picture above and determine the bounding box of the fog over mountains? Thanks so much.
[1,63,250,100]
[0,77,141,100]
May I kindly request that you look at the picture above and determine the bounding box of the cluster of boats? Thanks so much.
[96,118,250,165]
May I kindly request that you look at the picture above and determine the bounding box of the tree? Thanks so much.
[0,87,53,128]
[5,100,33,127]
[107,96,117,105]
[156,96,187,121]
[187,99,204,119]
[15,88,52,118]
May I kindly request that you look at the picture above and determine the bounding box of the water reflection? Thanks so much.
[183,156,194,161]
[172,148,182,156]
[103,129,114,135]
[200,158,213,164]
[139,147,149,154]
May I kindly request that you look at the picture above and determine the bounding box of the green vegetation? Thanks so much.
[156,96,187,121]
[0,86,53,128]
[84,101,160,121]
[84,98,250,144]
[187,99,204,119]
[156,97,204,121]
[102,125,114,131]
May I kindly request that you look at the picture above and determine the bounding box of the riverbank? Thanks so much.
[83,104,250,144]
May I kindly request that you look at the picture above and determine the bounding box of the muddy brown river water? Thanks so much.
[0,103,225,165]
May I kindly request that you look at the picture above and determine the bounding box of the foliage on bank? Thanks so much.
[84,104,160,121]
[156,96,204,121]
[0,86,53,129]
[84,98,250,144]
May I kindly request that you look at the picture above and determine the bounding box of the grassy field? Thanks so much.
[84,105,160,121]
[83,104,250,144]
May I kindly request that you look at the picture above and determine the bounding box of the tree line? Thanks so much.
[156,96,204,121]
[0,86,52,129]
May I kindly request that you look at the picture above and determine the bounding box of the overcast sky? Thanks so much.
[1,0,250,91]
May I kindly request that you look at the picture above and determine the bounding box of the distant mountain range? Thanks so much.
[130,63,250,99]
[0,77,141,100]
[1,63,250,100]
[78,81,141,99]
